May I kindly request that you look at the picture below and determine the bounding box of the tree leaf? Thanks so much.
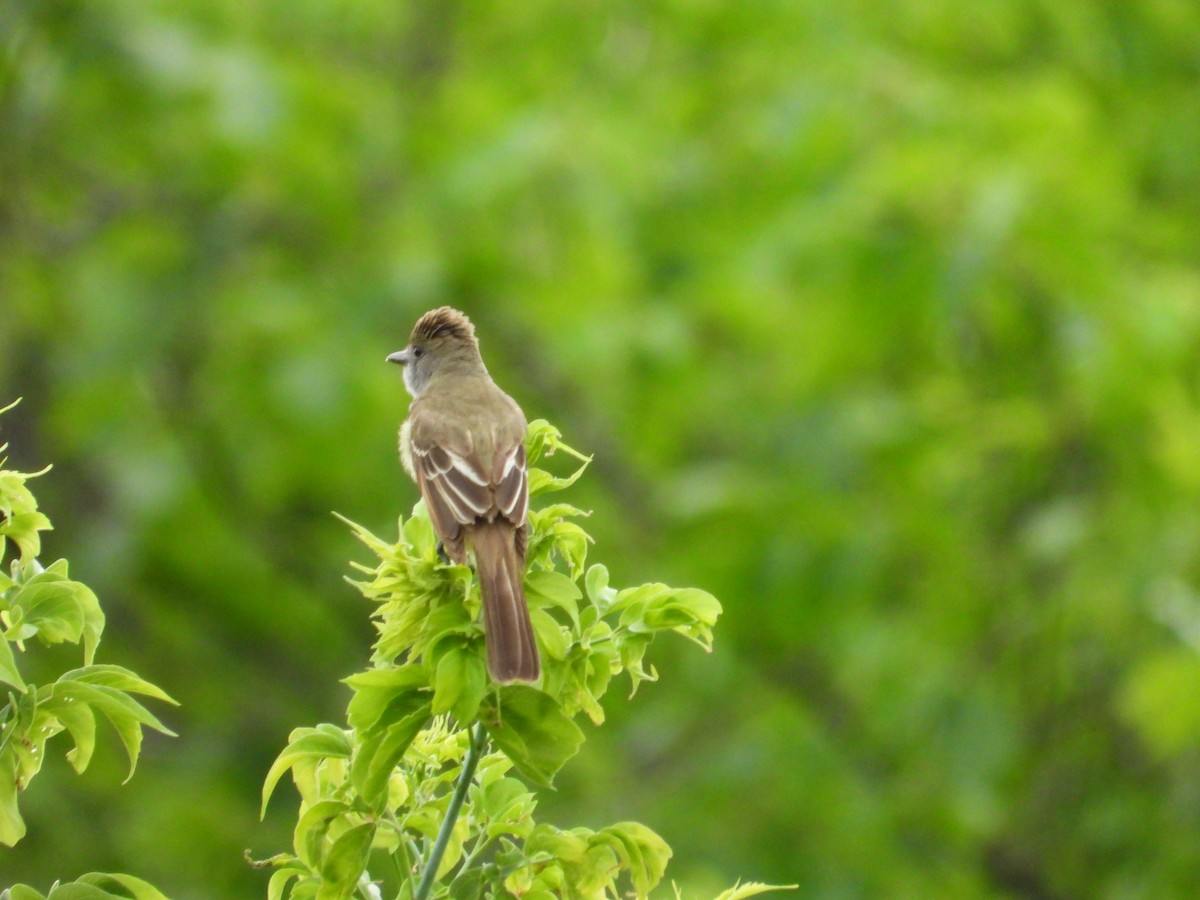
[6,580,85,645]
[481,687,584,788]
[529,609,570,662]
[525,570,582,629]
[712,882,800,900]
[343,664,429,731]
[349,701,431,809]
[0,637,26,691]
[41,885,112,900]
[43,695,98,773]
[0,752,27,846]
[293,799,350,868]
[451,650,488,725]
[432,646,468,716]
[594,821,672,896]
[73,873,170,900]
[316,822,374,900]
[261,726,353,816]
[57,665,177,705]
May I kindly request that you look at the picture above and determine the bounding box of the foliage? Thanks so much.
[255,422,777,899]
[4,0,1200,896]
[1,873,168,900]
[0,401,175,896]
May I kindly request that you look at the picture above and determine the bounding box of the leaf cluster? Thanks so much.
[0,401,177,862]
[2,873,169,900]
[257,422,745,899]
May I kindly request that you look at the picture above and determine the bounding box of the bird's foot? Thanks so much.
[435,541,451,565]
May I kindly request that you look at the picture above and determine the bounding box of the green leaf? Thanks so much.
[0,511,52,563]
[267,868,305,900]
[525,570,582,628]
[451,650,488,725]
[293,798,350,868]
[481,686,585,787]
[5,886,46,900]
[584,564,617,612]
[422,601,475,655]
[74,873,170,900]
[42,885,112,900]
[349,701,431,809]
[343,664,429,731]
[614,584,722,648]
[530,609,570,661]
[447,867,488,900]
[525,420,591,468]
[44,694,98,773]
[0,636,26,690]
[58,665,177,705]
[594,822,672,896]
[0,752,27,846]
[4,564,106,662]
[712,882,800,900]
[481,775,537,839]
[261,726,353,816]
[46,678,175,782]
[6,580,86,645]
[432,646,468,716]
[316,822,374,900]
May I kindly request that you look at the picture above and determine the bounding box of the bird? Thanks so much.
[387,307,540,683]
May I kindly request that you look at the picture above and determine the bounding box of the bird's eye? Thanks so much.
[413,347,424,359]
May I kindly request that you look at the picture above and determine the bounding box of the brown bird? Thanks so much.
[387,307,540,683]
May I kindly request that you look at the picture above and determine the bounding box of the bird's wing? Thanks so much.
[491,441,528,526]
[408,410,528,548]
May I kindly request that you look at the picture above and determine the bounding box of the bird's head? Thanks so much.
[387,306,482,397]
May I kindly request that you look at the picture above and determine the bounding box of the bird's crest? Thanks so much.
[411,307,476,344]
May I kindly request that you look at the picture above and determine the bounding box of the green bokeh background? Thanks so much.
[4,0,1200,896]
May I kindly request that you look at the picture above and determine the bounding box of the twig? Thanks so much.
[413,721,487,900]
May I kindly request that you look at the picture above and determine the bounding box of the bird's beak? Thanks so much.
[386,349,410,365]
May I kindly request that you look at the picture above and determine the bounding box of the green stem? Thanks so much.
[413,721,487,900]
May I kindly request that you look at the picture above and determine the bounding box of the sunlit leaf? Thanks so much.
[481,687,584,787]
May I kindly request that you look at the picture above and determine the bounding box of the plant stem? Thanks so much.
[413,721,486,900]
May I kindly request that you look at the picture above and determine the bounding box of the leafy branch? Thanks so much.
[0,399,177,899]
[256,420,792,899]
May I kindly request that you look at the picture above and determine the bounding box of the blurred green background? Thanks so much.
[4,0,1200,896]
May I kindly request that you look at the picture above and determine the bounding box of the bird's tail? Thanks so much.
[471,521,540,683]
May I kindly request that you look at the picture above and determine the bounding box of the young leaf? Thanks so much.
[594,822,672,896]
[432,646,469,716]
[343,665,429,732]
[42,694,99,773]
[450,650,488,725]
[524,570,582,629]
[44,680,175,782]
[0,637,26,691]
[529,610,570,662]
[267,868,305,900]
[480,687,584,788]
[73,873,171,900]
[40,885,112,900]
[57,665,177,706]
[0,511,52,563]
[712,882,800,900]
[6,580,86,645]
[584,564,617,612]
[316,822,375,900]
[0,751,27,846]
[262,726,353,816]
[349,701,431,809]
[293,799,350,868]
